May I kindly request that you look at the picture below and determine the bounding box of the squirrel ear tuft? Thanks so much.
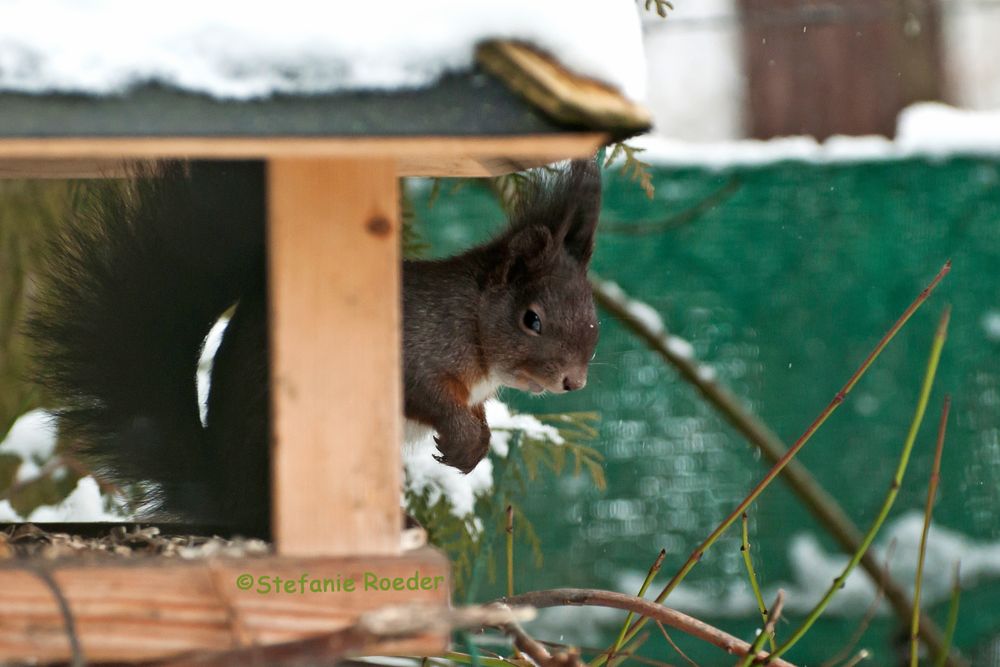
[492,225,555,285]
[553,159,601,265]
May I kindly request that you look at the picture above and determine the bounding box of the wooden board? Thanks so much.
[268,158,402,557]
[0,549,449,663]
[476,41,652,133]
[0,134,607,178]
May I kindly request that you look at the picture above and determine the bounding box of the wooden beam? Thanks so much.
[268,158,402,557]
[0,134,607,178]
[0,155,572,179]
[0,549,449,663]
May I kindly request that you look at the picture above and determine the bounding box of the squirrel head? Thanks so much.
[479,159,601,395]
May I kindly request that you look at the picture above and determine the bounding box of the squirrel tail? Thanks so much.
[26,162,267,527]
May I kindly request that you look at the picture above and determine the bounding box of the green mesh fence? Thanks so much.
[412,156,1000,665]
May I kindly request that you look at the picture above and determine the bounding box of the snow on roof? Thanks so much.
[636,103,1000,168]
[0,0,646,102]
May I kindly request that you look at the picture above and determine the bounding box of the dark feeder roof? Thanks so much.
[0,42,652,141]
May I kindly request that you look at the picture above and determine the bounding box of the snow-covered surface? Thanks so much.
[597,279,703,366]
[484,399,563,458]
[634,103,1000,168]
[0,409,58,483]
[0,499,22,521]
[618,512,1000,619]
[0,476,130,523]
[0,409,56,462]
[625,300,665,337]
[27,476,128,522]
[404,435,495,518]
[2,409,132,522]
[0,1,645,101]
[403,398,564,518]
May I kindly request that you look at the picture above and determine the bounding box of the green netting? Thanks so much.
[412,156,1000,664]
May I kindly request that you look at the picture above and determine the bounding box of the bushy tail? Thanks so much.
[26,162,266,523]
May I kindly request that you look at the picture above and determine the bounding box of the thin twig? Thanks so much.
[769,306,951,661]
[506,505,515,600]
[656,620,699,667]
[740,513,774,651]
[841,650,870,667]
[911,396,951,667]
[600,177,741,236]
[640,263,949,607]
[442,651,515,667]
[611,549,666,659]
[934,563,962,667]
[820,540,897,667]
[538,638,677,667]
[500,589,797,667]
[590,262,961,667]
[603,632,652,667]
[737,590,785,667]
[497,607,583,667]
[505,504,519,661]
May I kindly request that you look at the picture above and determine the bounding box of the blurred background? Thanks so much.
[643,0,999,140]
[414,1,1000,664]
[2,1,998,664]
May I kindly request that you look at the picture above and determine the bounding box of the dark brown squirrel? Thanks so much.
[27,159,601,537]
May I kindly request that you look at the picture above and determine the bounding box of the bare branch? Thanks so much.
[500,588,797,667]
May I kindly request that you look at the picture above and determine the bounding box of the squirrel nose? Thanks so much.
[562,374,587,392]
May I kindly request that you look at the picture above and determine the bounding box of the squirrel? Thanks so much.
[27,159,601,538]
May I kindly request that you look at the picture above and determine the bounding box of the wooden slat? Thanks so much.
[268,158,402,557]
[0,155,573,179]
[0,134,607,177]
[476,41,652,134]
[0,549,449,663]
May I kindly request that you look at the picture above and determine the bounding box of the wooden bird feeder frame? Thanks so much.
[0,41,650,663]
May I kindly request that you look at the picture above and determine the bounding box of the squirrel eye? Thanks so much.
[522,309,542,335]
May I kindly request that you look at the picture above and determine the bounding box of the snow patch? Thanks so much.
[0,499,23,522]
[625,300,665,336]
[620,512,1000,618]
[634,103,1000,168]
[665,335,695,361]
[403,432,494,518]
[0,1,645,101]
[403,399,565,518]
[486,399,564,457]
[897,102,1000,156]
[982,310,1000,343]
[696,364,718,382]
[27,476,130,522]
[0,409,57,462]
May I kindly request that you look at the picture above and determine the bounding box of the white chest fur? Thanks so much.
[467,372,504,407]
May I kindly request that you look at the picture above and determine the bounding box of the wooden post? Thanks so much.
[268,158,402,557]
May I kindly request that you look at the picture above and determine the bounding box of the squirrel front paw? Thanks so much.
[433,415,491,474]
